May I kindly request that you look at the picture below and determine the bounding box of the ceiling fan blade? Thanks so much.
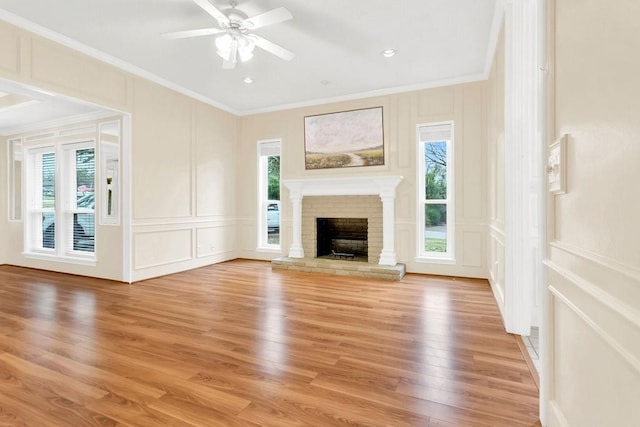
[244,7,293,29]
[252,35,295,61]
[192,0,230,26]
[162,27,222,39]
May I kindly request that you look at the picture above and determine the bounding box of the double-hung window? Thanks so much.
[26,147,57,251]
[257,140,281,250]
[25,139,96,263]
[417,122,454,260]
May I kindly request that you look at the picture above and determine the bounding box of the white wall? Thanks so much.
[0,135,6,265]
[487,22,506,315]
[130,78,238,281]
[238,84,489,278]
[0,19,238,282]
[545,0,640,425]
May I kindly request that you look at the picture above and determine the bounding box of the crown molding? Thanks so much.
[0,9,239,116]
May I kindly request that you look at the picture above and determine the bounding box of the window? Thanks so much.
[258,140,281,250]
[25,140,96,262]
[68,146,96,253]
[8,139,23,221]
[417,122,454,260]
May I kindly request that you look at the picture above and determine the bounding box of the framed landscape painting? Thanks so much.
[304,106,384,170]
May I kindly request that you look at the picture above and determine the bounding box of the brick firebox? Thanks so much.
[303,196,381,263]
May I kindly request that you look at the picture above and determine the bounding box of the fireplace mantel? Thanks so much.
[283,175,403,265]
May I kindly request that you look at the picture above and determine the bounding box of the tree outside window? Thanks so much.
[418,122,453,259]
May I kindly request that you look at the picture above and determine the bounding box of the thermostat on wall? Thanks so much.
[547,134,567,194]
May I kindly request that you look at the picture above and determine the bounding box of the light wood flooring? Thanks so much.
[0,259,540,426]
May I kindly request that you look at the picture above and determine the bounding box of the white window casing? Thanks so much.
[257,140,281,251]
[23,139,96,264]
[416,121,455,262]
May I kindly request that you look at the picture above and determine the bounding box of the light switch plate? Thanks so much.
[548,134,567,194]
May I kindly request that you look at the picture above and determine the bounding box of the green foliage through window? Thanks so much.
[425,204,446,227]
[424,141,447,200]
[421,134,450,255]
[76,148,95,196]
[267,155,280,200]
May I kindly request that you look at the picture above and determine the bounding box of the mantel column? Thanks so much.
[288,188,304,258]
[378,190,397,266]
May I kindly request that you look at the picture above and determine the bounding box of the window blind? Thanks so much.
[259,141,281,157]
[419,123,452,142]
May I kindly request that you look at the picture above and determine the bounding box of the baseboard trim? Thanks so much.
[514,333,540,390]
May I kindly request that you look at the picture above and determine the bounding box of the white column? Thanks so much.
[378,191,397,266]
[288,186,304,258]
[504,0,542,335]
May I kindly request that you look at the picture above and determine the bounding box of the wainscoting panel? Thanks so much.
[397,192,412,222]
[194,103,236,218]
[417,86,455,117]
[236,217,256,253]
[397,95,412,169]
[0,22,20,74]
[396,225,412,263]
[132,220,236,282]
[134,228,192,270]
[131,79,192,221]
[29,38,128,108]
[545,241,640,426]
[196,225,233,258]
[461,84,485,220]
[405,221,488,279]
[488,223,505,314]
[462,231,483,268]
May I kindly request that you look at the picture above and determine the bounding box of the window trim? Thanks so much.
[8,138,23,222]
[24,145,57,257]
[61,141,97,258]
[416,121,455,262]
[257,139,282,251]
[23,138,97,264]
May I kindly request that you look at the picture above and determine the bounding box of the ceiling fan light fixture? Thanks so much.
[215,33,255,64]
[215,33,233,52]
[238,48,253,62]
[172,0,295,69]
[382,48,397,58]
[215,34,234,60]
[237,36,255,62]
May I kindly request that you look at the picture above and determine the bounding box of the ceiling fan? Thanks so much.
[163,0,295,69]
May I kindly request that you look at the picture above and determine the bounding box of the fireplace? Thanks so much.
[282,175,403,266]
[316,218,368,261]
[303,195,381,263]
[274,175,405,280]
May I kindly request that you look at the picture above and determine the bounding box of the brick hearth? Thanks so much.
[272,256,406,281]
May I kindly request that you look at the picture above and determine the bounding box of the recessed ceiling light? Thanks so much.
[243,77,254,84]
[382,49,397,58]
[320,80,330,85]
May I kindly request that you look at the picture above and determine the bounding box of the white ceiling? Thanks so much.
[0,0,500,117]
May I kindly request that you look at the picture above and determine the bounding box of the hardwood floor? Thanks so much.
[0,260,540,426]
